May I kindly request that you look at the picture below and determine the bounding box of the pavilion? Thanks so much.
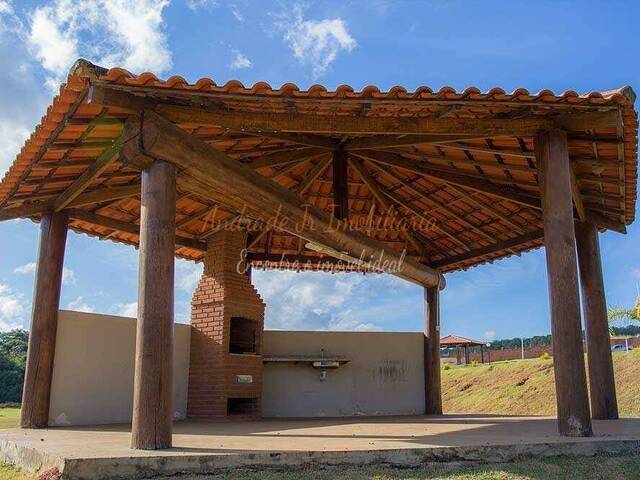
[0,59,636,449]
[440,334,487,364]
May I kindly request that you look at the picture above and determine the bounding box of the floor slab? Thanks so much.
[2,415,640,479]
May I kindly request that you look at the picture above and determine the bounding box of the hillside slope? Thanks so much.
[442,350,640,416]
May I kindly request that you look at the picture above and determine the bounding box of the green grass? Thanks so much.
[2,455,640,480]
[0,409,19,430]
[0,464,31,480]
[148,454,640,479]
[442,350,640,416]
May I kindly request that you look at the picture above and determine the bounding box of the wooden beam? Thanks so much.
[248,131,338,149]
[293,156,332,194]
[570,164,587,221]
[349,158,428,258]
[434,142,535,159]
[248,147,326,169]
[424,284,442,415]
[65,184,140,208]
[553,110,619,131]
[127,110,444,288]
[89,85,555,136]
[344,134,484,151]
[575,221,619,420]
[0,185,140,222]
[21,212,68,428]
[353,150,541,210]
[432,229,544,268]
[53,137,122,211]
[67,208,206,252]
[585,210,626,234]
[536,129,592,437]
[332,149,349,220]
[131,161,175,450]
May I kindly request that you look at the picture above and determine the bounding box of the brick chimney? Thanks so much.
[187,230,265,419]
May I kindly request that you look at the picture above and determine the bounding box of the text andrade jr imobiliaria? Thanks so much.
[200,203,430,275]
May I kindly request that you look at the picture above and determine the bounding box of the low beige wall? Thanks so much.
[48,312,425,424]
[48,310,190,426]
[262,331,425,417]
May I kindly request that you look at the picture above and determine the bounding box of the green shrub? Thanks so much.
[442,364,451,370]
[540,352,551,360]
[470,360,479,367]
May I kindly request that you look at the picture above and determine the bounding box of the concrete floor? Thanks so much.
[2,415,640,479]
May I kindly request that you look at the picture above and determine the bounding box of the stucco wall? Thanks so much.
[48,312,425,424]
[48,310,191,426]
[262,331,425,417]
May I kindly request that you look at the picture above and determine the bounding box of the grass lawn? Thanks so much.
[0,464,30,480]
[149,454,640,479]
[1,455,639,480]
[0,409,19,430]
[442,350,640,416]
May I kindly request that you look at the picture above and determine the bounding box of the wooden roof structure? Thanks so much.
[1,59,637,273]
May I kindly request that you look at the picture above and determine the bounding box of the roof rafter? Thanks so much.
[349,157,431,260]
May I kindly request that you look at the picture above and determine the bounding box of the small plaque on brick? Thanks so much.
[236,374,253,384]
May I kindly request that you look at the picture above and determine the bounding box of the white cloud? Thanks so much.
[14,262,76,286]
[185,0,218,10]
[0,120,31,177]
[273,3,356,77]
[14,262,36,274]
[229,50,252,70]
[0,1,12,14]
[253,270,389,331]
[175,259,203,293]
[66,296,94,313]
[62,268,76,286]
[26,0,172,88]
[483,330,496,341]
[112,301,137,318]
[0,284,27,331]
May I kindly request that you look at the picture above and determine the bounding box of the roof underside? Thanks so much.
[0,60,637,273]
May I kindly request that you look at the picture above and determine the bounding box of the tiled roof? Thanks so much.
[0,59,637,273]
[440,334,486,346]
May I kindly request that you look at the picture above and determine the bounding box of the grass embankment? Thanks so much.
[442,350,640,416]
[0,409,19,430]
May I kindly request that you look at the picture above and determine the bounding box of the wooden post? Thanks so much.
[21,212,68,428]
[481,345,485,364]
[332,148,349,220]
[131,161,176,450]
[576,221,619,420]
[424,285,442,414]
[536,129,592,437]
[464,345,469,364]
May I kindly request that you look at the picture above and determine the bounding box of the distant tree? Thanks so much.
[608,296,640,324]
[0,329,28,403]
[608,296,640,337]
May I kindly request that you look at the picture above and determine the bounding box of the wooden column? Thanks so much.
[536,129,592,437]
[21,212,68,428]
[332,148,349,220]
[424,285,442,414]
[131,161,176,450]
[576,221,619,420]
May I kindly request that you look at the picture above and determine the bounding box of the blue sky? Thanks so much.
[0,0,638,341]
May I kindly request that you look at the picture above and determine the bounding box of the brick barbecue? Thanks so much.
[187,230,265,419]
